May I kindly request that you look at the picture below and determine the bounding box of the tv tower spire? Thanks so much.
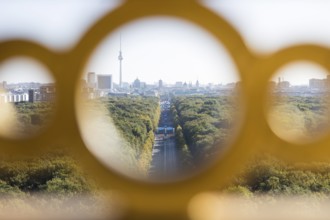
[118,34,123,88]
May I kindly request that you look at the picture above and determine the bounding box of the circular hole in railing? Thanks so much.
[76,17,242,182]
[0,57,56,139]
[267,61,330,145]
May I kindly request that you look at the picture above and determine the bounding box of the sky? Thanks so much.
[0,0,330,85]
[0,0,121,84]
[203,0,330,85]
[0,57,54,84]
[85,17,238,85]
[272,62,329,86]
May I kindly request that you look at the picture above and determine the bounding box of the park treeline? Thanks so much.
[0,102,93,198]
[15,102,54,124]
[171,95,237,170]
[3,94,330,200]
[103,96,160,174]
[15,102,54,136]
[0,153,95,198]
[0,152,110,214]
[172,94,330,198]
[269,95,330,138]
[227,154,330,198]
[0,96,160,197]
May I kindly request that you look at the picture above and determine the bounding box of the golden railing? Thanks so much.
[1,0,330,219]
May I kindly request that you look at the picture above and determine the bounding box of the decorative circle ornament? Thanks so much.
[0,0,330,217]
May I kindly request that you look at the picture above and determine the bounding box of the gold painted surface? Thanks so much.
[0,0,330,218]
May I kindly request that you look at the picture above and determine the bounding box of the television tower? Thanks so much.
[118,35,123,88]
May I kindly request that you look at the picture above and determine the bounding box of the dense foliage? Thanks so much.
[228,155,330,198]
[14,102,54,136]
[4,94,330,201]
[100,96,160,173]
[171,95,237,164]
[0,154,94,197]
[1,96,160,198]
[0,154,108,216]
[0,99,143,215]
[171,94,330,198]
[228,94,330,197]
[269,95,330,142]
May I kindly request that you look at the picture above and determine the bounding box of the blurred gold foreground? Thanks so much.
[1,0,330,219]
[189,193,330,220]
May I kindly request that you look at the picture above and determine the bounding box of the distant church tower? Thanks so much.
[118,35,123,88]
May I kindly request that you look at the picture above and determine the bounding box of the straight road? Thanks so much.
[148,97,179,181]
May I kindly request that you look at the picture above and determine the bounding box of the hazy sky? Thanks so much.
[204,0,330,85]
[0,0,330,85]
[272,62,329,85]
[0,57,54,84]
[85,17,238,85]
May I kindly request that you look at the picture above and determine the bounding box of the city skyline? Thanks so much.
[84,17,240,85]
[85,72,237,87]
[271,62,329,86]
[1,1,330,86]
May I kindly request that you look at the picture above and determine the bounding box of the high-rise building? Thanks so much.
[87,72,96,88]
[309,78,325,89]
[28,89,34,103]
[308,75,330,90]
[277,77,290,89]
[159,79,163,89]
[40,84,56,102]
[97,74,113,90]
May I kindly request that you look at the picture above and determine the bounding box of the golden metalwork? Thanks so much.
[0,0,329,218]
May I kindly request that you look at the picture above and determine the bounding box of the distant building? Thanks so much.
[159,79,163,89]
[140,82,146,88]
[122,82,130,89]
[196,80,199,88]
[133,78,141,88]
[87,72,96,88]
[309,78,325,89]
[277,77,290,89]
[0,92,28,103]
[28,89,34,103]
[309,75,330,90]
[0,81,7,92]
[97,74,113,90]
[175,82,183,87]
[144,90,159,97]
[40,84,56,102]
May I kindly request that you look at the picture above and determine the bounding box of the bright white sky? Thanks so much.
[0,57,54,84]
[85,17,238,85]
[272,62,329,86]
[0,0,330,85]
